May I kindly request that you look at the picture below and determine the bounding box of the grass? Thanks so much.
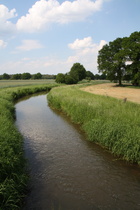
[0,82,59,209]
[47,84,140,165]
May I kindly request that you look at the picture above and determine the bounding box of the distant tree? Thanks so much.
[21,72,31,80]
[12,73,22,80]
[69,63,86,83]
[55,73,65,83]
[98,38,126,86]
[94,74,100,80]
[33,72,42,79]
[86,71,95,80]
[2,73,10,80]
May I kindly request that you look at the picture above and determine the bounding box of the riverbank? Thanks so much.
[47,84,140,165]
[0,83,58,209]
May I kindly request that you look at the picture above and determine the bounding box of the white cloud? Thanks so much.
[68,37,94,50]
[67,37,107,72]
[0,40,7,48]
[17,0,104,33]
[16,40,44,51]
[0,4,17,36]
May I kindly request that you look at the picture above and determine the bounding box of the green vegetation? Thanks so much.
[47,84,140,164]
[55,62,106,84]
[0,73,56,81]
[0,82,58,209]
[98,31,140,86]
[0,79,55,89]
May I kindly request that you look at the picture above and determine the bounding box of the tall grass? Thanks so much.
[0,83,58,209]
[47,85,140,164]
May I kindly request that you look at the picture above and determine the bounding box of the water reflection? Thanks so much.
[15,94,140,210]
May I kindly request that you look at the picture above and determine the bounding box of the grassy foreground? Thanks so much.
[0,83,58,209]
[47,85,140,165]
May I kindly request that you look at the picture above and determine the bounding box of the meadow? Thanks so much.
[0,81,58,209]
[47,84,140,164]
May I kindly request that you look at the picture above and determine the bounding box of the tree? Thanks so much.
[65,74,76,84]
[86,71,95,80]
[123,31,140,85]
[21,72,31,80]
[2,73,10,80]
[98,38,126,86]
[55,73,65,83]
[11,73,22,80]
[69,63,86,83]
[33,72,42,79]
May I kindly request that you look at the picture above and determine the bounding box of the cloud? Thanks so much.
[68,37,94,50]
[16,40,44,51]
[17,0,104,33]
[67,37,107,71]
[0,40,7,48]
[0,4,17,36]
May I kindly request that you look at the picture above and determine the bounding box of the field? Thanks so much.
[82,83,140,104]
[0,79,55,89]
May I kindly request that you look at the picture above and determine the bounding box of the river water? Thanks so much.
[15,94,140,210]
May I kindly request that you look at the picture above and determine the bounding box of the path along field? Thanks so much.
[82,83,140,104]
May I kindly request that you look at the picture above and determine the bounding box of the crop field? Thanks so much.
[0,79,56,89]
[82,83,140,104]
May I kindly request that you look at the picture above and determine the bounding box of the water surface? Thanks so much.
[15,94,140,210]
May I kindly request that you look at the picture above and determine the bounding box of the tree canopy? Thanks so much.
[55,63,88,84]
[69,63,86,83]
[98,31,140,86]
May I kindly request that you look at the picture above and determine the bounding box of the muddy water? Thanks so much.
[15,94,140,210]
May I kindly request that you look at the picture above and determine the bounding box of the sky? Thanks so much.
[0,0,140,75]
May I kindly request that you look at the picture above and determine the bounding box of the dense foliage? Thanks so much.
[55,63,104,84]
[48,85,140,164]
[98,31,140,86]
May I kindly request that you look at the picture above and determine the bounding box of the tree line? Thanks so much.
[0,73,56,80]
[98,31,140,86]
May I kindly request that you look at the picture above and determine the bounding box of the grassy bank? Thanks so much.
[47,85,140,165]
[0,83,58,209]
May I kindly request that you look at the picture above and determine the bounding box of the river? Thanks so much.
[15,94,140,210]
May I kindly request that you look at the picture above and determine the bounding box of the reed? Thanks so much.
[47,85,140,164]
[0,83,58,209]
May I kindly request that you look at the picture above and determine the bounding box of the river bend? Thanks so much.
[15,94,140,210]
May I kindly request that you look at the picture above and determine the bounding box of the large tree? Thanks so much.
[123,31,140,85]
[98,38,126,86]
[69,63,86,83]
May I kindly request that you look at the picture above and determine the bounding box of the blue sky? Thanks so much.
[0,0,140,75]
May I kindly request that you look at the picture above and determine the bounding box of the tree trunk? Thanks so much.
[118,78,122,86]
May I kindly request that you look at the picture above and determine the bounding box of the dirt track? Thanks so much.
[82,83,140,104]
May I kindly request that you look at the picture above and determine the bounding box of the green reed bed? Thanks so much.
[47,85,140,165]
[0,83,58,209]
